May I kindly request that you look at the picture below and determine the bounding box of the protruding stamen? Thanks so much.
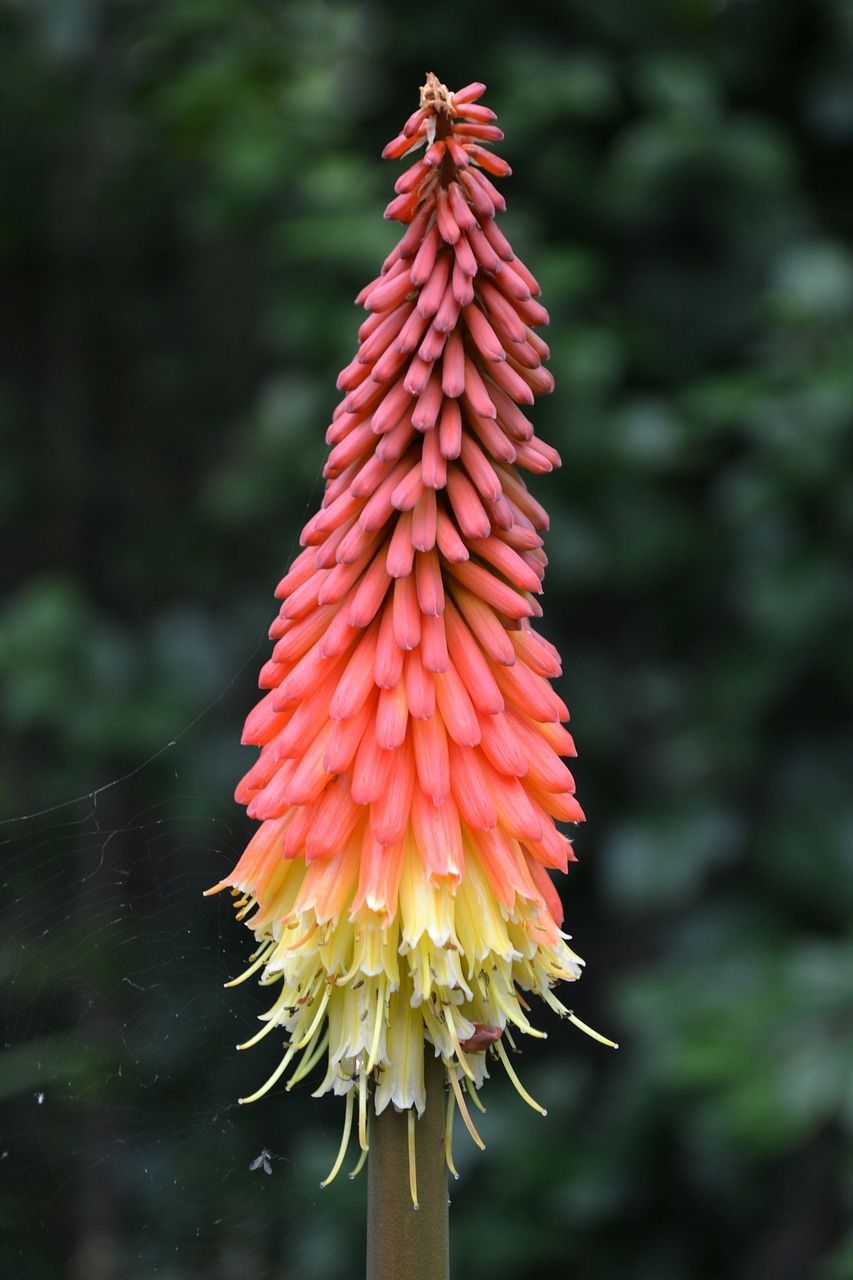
[366,980,386,1073]
[568,1011,619,1049]
[293,985,331,1052]
[444,1086,460,1180]
[447,1070,484,1150]
[236,989,292,1050]
[348,1140,369,1181]
[496,1039,546,1115]
[224,941,273,987]
[445,1015,475,1081]
[358,1069,369,1152]
[287,1029,329,1089]
[321,1089,355,1189]
[239,1042,298,1105]
[466,1079,487,1114]
[408,1109,419,1209]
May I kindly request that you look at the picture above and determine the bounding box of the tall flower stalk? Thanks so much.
[209,73,613,1268]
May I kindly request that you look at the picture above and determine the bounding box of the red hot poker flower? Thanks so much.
[209,73,614,1184]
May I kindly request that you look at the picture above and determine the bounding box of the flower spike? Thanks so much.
[210,73,614,1187]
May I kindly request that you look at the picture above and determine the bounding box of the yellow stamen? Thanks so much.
[489,977,545,1037]
[444,1087,460,1180]
[238,1042,298,1105]
[469,1086,487,1117]
[287,1028,329,1089]
[287,919,319,951]
[445,1014,475,1081]
[224,941,273,987]
[365,980,386,1073]
[448,1069,484,1149]
[568,1011,619,1048]
[236,993,291,1050]
[320,1088,354,1188]
[358,1068,369,1152]
[408,1109,419,1209]
[348,1140,369,1181]
[293,985,331,1052]
[496,1039,546,1115]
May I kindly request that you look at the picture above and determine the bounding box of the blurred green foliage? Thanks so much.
[2,0,852,1277]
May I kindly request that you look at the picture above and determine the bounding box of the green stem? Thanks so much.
[366,1052,449,1280]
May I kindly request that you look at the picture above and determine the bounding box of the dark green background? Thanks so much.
[2,1,852,1277]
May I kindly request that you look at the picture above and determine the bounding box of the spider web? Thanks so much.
[0,615,589,1279]
[0,434,596,1279]
[0,642,384,1278]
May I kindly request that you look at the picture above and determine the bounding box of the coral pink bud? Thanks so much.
[433,279,461,332]
[475,278,528,343]
[466,403,518,463]
[463,304,506,362]
[453,81,487,105]
[394,201,433,258]
[447,741,498,830]
[395,156,429,195]
[421,424,448,489]
[438,396,463,459]
[454,101,496,123]
[403,354,434,395]
[480,214,514,261]
[445,465,492,539]
[467,142,512,177]
[370,736,415,844]
[415,546,444,617]
[436,187,461,244]
[452,258,475,307]
[376,677,408,746]
[434,662,480,746]
[423,139,446,167]
[453,233,478,277]
[458,169,494,220]
[411,489,438,551]
[416,252,452,318]
[402,105,430,137]
[463,166,507,213]
[485,353,537,405]
[357,301,414,365]
[396,306,430,354]
[410,225,441,288]
[434,505,469,562]
[446,180,478,231]
[419,610,449,672]
[441,329,466,398]
[450,582,517,664]
[445,135,470,168]
[410,367,445,432]
[417,323,447,364]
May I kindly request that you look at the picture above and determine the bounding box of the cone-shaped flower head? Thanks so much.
[210,74,612,1176]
